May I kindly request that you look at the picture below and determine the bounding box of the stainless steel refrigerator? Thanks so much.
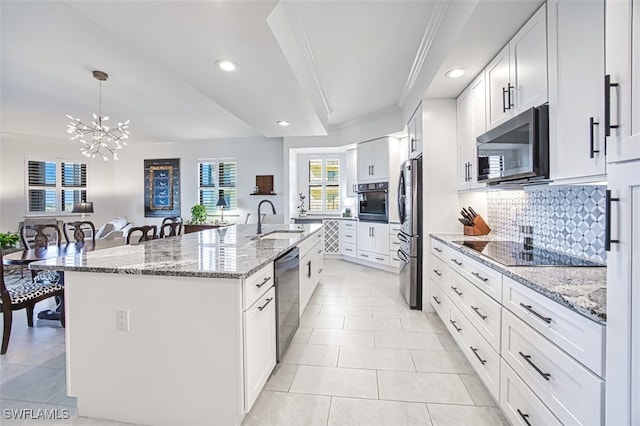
[397,156,422,310]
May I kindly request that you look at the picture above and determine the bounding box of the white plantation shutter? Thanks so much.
[26,159,88,214]
[61,162,87,212]
[198,160,237,213]
[307,157,341,214]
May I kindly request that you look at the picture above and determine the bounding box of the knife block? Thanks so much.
[464,214,491,236]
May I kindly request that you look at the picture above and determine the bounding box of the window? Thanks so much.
[26,158,87,214]
[308,157,340,214]
[198,160,237,214]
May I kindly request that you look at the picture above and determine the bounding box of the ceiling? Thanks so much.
[0,0,543,144]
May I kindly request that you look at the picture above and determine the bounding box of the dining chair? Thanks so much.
[125,225,158,245]
[64,221,96,244]
[20,224,63,249]
[159,216,183,238]
[1,253,65,354]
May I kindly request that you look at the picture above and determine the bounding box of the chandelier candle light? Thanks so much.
[66,70,130,161]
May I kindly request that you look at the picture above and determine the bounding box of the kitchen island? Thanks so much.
[30,223,323,426]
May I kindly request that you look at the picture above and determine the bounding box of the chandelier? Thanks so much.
[66,70,130,161]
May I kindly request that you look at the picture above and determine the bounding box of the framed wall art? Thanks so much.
[144,158,181,217]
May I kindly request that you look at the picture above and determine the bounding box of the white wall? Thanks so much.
[0,133,115,232]
[111,137,285,227]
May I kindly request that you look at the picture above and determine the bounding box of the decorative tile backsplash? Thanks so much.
[487,185,607,263]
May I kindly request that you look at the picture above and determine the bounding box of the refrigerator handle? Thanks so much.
[397,249,410,263]
[397,167,406,224]
[397,232,409,243]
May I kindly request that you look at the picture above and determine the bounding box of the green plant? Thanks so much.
[190,204,207,224]
[0,231,19,248]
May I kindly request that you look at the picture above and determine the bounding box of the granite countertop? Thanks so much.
[431,233,607,325]
[294,216,357,221]
[29,224,323,279]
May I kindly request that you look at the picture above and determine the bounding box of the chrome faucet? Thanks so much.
[257,200,277,235]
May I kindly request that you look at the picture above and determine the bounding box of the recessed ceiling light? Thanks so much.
[277,120,291,126]
[216,60,238,72]
[445,68,465,79]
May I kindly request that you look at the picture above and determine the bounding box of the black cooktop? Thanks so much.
[452,240,605,267]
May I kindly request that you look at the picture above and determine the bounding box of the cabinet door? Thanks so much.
[548,0,605,180]
[371,223,390,254]
[409,103,423,159]
[357,222,374,252]
[469,72,487,189]
[299,253,313,314]
[370,138,389,180]
[244,286,276,411]
[486,45,512,128]
[606,161,640,425]
[356,142,373,181]
[457,87,472,191]
[346,149,357,196]
[509,4,548,112]
[606,0,640,163]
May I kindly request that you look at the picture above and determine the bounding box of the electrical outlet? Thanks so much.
[116,309,130,332]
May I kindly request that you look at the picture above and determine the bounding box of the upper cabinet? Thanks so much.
[606,0,640,163]
[457,72,487,191]
[407,103,423,159]
[486,4,548,129]
[357,137,390,182]
[548,0,606,181]
[346,148,357,196]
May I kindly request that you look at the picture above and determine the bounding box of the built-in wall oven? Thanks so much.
[357,182,388,223]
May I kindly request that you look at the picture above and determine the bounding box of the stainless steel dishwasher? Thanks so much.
[274,247,300,362]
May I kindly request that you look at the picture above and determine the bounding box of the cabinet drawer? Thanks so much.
[446,251,502,302]
[447,271,502,352]
[502,276,605,376]
[430,255,453,289]
[244,262,274,310]
[341,220,357,231]
[299,230,323,258]
[502,309,604,425]
[389,223,402,234]
[431,238,449,259]
[448,303,500,401]
[389,232,401,251]
[430,279,449,320]
[341,242,357,258]
[357,250,389,265]
[342,229,357,243]
[501,359,562,426]
[389,250,400,268]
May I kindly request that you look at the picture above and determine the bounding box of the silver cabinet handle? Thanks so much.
[317,268,323,273]
[361,253,369,258]
[375,257,384,261]
[371,227,375,237]
[449,320,462,332]
[471,306,487,320]
[434,247,443,253]
[470,346,486,365]
[432,269,442,276]
[519,303,552,324]
[451,286,463,296]
[257,297,273,311]
[432,296,441,305]
[471,271,488,282]
[519,351,551,381]
[450,258,463,266]
[256,277,271,288]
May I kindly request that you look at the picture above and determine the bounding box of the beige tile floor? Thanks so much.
[0,259,508,425]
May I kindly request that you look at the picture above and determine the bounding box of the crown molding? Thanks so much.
[398,1,450,108]
[328,104,402,132]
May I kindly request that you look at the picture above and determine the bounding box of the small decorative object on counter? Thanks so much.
[460,206,491,236]
[252,186,259,195]
[343,208,352,218]
[297,193,307,217]
[190,204,207,224]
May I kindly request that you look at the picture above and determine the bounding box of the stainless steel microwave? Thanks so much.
[477,104,549,184]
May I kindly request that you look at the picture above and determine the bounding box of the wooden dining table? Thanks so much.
[2,238,125,320]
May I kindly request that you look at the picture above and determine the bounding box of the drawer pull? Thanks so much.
[517,409,532,426]
[470,346,487,365]
[257,297,274,311]
[519,303,552,324]
[361,253,369,258]
[317,268,323,274]
[519,351,551,380]
[471,271,488,282]
[432,296,441,305]
[434,247,443,253]
[450,258,463,266]
[449,320,462,332]
[451,286,463,296]
[432,269,442,276]
[471,306,487,320]
[256,276,271,288]
[318,249,323,253]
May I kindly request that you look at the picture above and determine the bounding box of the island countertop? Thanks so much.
[431,233,607,324]
[29,223,323,279]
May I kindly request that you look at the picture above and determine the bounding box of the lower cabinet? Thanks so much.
[430,237,606,424]
[243,285,276,411]
[357,222,390,265]
[300,234,324,314]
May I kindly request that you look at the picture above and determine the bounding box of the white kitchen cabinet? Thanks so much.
[357,137,389,182]
[548,0,606,181]
[606,160,640,425]
[407,103,423,159]
[457,72,486,191]
[243,285,276,411]
[340,220,357,258]
[300,232,324,314]
[346,148,357,196]
[388,223,401,268]
[357,221,390,264]
[605,0,640,163]
[486,4,548,129]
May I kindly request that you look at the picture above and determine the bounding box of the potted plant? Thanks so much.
[190,204,207,224]
[0,231,19,249]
